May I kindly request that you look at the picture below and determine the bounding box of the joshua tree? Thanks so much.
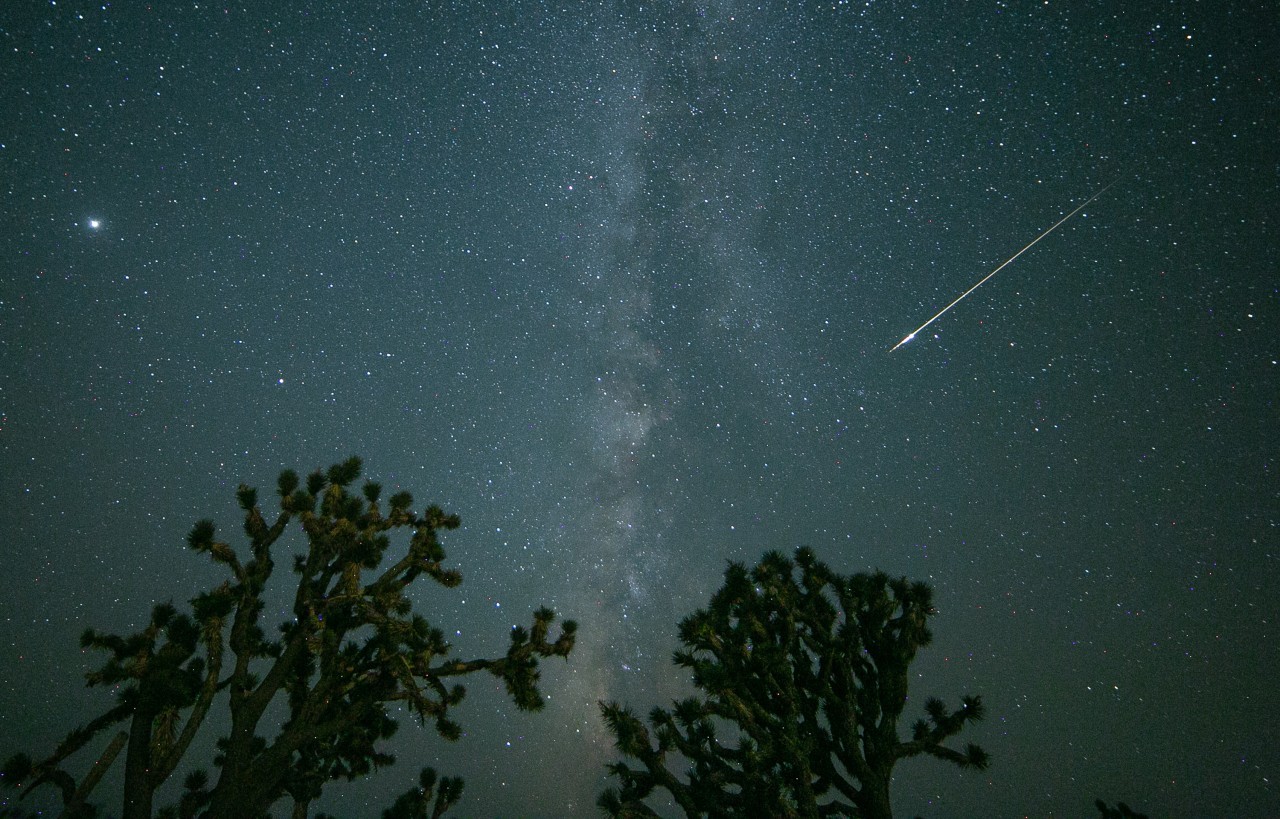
[600,547,986,818]
[2,457,575,818]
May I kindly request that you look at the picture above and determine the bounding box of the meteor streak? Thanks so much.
[890,180,1117,352]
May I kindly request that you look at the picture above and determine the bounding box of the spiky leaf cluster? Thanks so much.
[199,457,576,817]
[381,767,464,819]
[4,458,575,819]
[600,547,987,819]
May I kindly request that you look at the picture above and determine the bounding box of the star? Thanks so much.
[87,218,102,230]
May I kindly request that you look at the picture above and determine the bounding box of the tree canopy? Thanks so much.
[599,547,987,819]
[2,457,575,818]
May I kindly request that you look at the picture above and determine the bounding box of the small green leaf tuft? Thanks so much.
[389,490,413,511]
[187,519,216,551]
[236,485,258,512]
[306,470,326,495]
[277,468,300,497]
[327,456,362,487]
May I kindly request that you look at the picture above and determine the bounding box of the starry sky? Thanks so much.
[1,1,1276,817]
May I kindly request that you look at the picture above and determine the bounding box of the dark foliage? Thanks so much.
[599,547,987,819]
[381,766,464,819]
[2,458,576,818]
[1095,800,1149,819]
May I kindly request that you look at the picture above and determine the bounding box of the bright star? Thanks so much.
[87,218,101,230]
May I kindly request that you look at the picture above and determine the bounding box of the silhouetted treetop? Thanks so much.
[2,457,576,819]
[600,546,986,819]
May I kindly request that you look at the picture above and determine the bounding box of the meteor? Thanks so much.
[890,180,1117,352]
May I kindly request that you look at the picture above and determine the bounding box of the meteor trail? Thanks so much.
[890,180,1117,352]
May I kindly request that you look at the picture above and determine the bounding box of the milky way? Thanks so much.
[1,2,1275,817]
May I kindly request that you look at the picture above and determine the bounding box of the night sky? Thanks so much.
[1,2,1276,817]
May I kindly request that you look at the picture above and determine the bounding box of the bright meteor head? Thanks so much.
[889,332,915,352]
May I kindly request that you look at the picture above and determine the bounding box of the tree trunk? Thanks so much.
[203,729,297,818]
[121,709,157,819]
[858,771,895,819]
